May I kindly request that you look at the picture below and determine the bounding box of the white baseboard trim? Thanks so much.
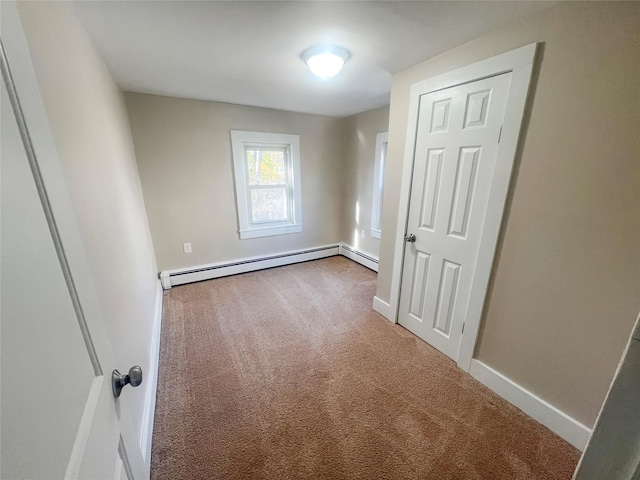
[469,359,592,451]
[140,280,163,474]
[339,242,379,272]
[373,296,395,323]
[160,244,340,289]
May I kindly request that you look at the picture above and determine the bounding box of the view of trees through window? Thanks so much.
[246,148,289,223]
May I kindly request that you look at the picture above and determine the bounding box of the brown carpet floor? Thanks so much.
[151,256,580,479]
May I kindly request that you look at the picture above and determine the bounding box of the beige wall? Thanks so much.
[125,93,346,272]
[18,1,159,444]
[341,106,390,257]
[377,2,640,426]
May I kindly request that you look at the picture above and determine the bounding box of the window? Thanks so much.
[231,131,302,239]
[370,132,388,239]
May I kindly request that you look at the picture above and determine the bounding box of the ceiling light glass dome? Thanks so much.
[301,45,350,80]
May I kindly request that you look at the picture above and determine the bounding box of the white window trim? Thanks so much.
[230,131,302,239]
[370,132,388,239]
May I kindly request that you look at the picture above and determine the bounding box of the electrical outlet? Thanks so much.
[183,242,192,254]
[360,229,366,239]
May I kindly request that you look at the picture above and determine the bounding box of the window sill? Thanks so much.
[370,229,381,239]
[239,224,302,239]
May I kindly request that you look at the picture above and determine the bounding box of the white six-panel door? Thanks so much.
[398,73,511,361]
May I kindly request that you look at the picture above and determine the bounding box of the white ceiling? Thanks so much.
[73,1,552,117]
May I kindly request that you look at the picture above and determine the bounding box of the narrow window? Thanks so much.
[231,131,302,239]
[370,132,388,239]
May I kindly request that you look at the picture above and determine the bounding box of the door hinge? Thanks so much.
[498,126,503,143]
[461,323,465,334]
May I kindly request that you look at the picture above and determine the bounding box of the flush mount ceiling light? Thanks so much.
[301,45,350,80]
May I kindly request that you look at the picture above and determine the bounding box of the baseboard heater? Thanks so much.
[338,243,379,272]
[160,244,340,289]
[160,243,379,289]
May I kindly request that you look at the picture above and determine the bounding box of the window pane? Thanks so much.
[374,142,387,230]
[250,188,288,223]
[246,148,286,185]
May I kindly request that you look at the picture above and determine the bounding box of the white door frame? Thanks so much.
[387,44,538,372]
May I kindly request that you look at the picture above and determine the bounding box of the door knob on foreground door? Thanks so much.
[112,366,143,398]
[404,233,416,242]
